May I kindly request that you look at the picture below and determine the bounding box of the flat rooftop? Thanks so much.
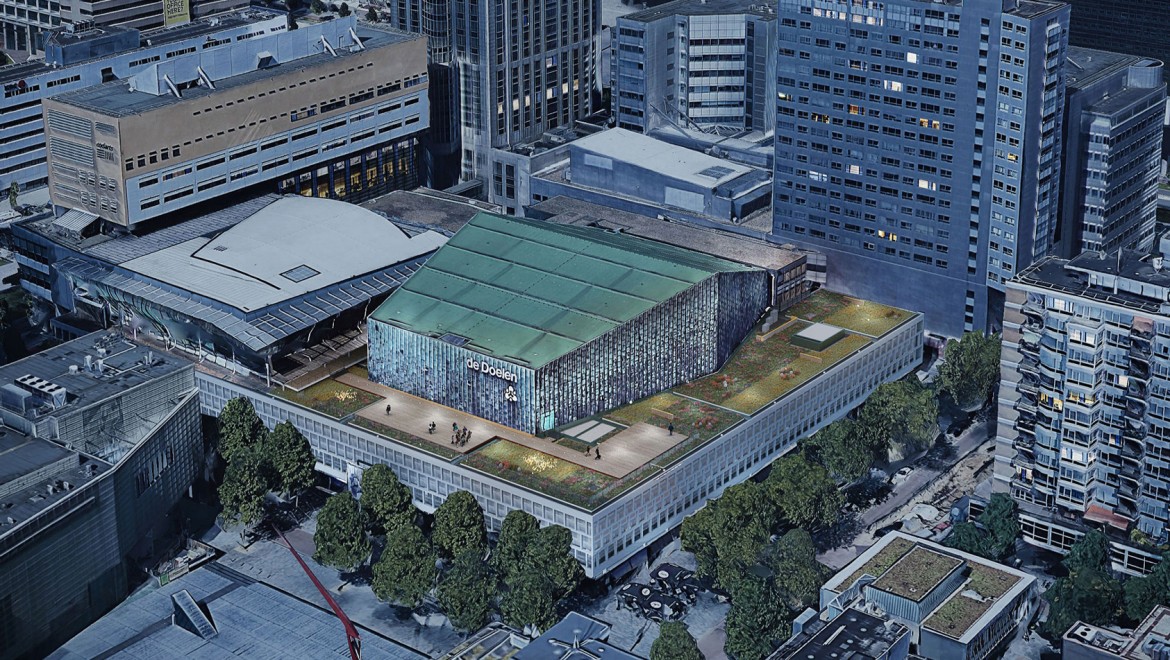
[371,212,755,369]
[780,609,908,660]
[49,563,426,659]
[871,546,963,602]
[622,0,778,22]
[360,188,501,236]
[0,428,109,540]
[50,24,420,118]
[1066,46,1146,89]
[1016,252,1170,315]
[118,196,445,313]
[530,195,804,272]
[572,128,754,188]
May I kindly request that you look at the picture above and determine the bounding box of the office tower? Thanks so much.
[996,247,1170,573]
[1058,47,1165,258]
[41,16,429,228]
[1063,0,1170,84]
[388,0,600,182]
[1,0,247,56]
[771,0,1070,336]
[612,0,777,136]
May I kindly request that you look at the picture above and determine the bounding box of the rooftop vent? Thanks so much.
[14,374,67,408]
[172,590,218,640]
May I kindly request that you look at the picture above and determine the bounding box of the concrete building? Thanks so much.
[1062,0,1170,85]
[1058,47,1165,258]
[12,195,447,379]
[992,244,1170,573]
[771,607,910,660]
[771,0,1070,336]
[0,9,291,194]
[816,532,1037,660]
[0,332,201,659]
[612,0,776,136]
[49,563,426,659]
[387,0,600,183]
[41,15,429,228]
[367,211,770,433]
[1063,605,1170,660]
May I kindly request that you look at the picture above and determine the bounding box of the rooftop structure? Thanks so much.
[443,613,641,660]
[49,564,426,659]
[771,607,910,660]
[1063,605,1170,659]
[1063,0,1170,84]
[820,533,1036,660]
[360,188,502,236]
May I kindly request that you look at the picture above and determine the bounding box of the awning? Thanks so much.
[1084,504,1130,530]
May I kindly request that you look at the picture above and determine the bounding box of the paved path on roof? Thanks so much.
[338,372,686,478]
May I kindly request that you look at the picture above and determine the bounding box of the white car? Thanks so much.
[891,467,914,485]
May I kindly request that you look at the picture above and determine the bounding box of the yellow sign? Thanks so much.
[163,0,190,26]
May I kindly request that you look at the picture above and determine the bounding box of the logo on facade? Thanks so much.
[466,358,518,383]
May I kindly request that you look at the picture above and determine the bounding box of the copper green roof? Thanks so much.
[370,213,757,368]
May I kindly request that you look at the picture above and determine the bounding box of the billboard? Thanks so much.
[163,0,190,26]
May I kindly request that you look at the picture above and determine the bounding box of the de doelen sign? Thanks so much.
[466,358,518,383]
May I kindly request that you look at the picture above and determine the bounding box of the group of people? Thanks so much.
[451,423,472,447]
[584,444,602,460]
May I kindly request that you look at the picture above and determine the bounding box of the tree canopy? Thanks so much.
[856,380,938,457]
[432,490,487,559]
[944,521,990,558]
[372,524,437,607]
[218,397,268,462]
[937,331,1001,409]
[313,492,370,571]
[944,494,1018,561]
[1125,552,1170,623]
[764,529,827,611]
[724,573,791,660]
[651,622,703,660]
[681,480,775,592]
[765,454,843,531]
[264,421,316,497]
[521,525,583,599]
[1064,529,1112,575]
[492,510,540,584]
[500,571,560,632]
[1044,566,1122,638]
[218,445,272,527]
[804,419,872,482]
[360,464,415,533]
[438,551,496,631]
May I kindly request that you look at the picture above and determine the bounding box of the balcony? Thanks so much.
[1127,380,1149,400]
[1117,499,1137,518]
[1127,399,1148,419]
[1022,301,1045,323]
[1131,323,1154,341]
[1123,420,1146,440]
[1020,354,1040,376]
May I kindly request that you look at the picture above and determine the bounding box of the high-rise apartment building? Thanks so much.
[613,0,777,136]
[41,16,429,228]
[388,0,600,182]
[1058,47,1164,258]
[771,0,1070,336]
[994,247,1170,573]
[1063,0,1170,84]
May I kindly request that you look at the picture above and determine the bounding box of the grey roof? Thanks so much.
[776,608,908,660]
[622,0,777,22]
[1066,46,1143,88]
[361,188,502,236]
[572,129,754,188]
[514,612,641,660]
[49,563,427,660]
[51,209,100,234]
[51,25,419,118]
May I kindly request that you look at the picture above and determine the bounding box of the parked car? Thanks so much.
[890,467,914,485]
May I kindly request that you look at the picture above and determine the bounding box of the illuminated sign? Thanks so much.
[466,358,518,383]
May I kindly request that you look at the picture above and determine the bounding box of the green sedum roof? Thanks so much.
[370,213,756,368]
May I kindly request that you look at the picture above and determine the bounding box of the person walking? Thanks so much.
[385,403,392,415]
[668,423,674,436]
[594,449,601,460]
[428,421,436,434]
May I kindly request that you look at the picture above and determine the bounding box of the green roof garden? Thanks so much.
[923,564,1023,639]
[871,547,964,602]
[786,289,915,337]
[840,537,916,590]
[369,213,756,369]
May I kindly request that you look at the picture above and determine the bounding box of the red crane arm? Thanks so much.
[272,524,362,660]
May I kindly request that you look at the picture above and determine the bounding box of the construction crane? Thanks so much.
[272,524,362,660]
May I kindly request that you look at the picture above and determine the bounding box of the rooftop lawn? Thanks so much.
[274,378,382,419]
[787,289,914,337]
[841,537,916,590]
[675,319,871,414]
[607,393,744,441]
[350,416,461,460]
[872,547,964,602]
[461,440,617,510]
[923,565,1022,639]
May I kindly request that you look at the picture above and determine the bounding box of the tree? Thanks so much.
[218,397,267,462]
[8,181,18,211]
[521,525,583,599]
[856,380,938,457]
[938,331,1002,409]
[724,574,790,660]
[1124,552,1170,623]
[493,510,540,583]
[310,0,324,12]
[765,454,843,531]
[805,419,872,482]
[365,5,378,21]
[1064,529,1112,575]
[313,492,370,571]
[372,524,436,607]
[681,481,775,592]
[500,571,559,631]
[980,493,1019,560]
[651,622,702,660]
[438,551,496,631]
[218,445,273,526]
[264,421,316,497]
[360,464,415,533]
[944,521,991,558]
[764,529,826,610]
[338,1,350,16]
[432,490,487,559]
[1044,567,1122,638]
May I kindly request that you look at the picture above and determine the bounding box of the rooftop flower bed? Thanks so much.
[675,319,871,414]
[350,416,461,461]
[274,378,382,419]
[787,289,914,337]
[872,547,964,602]
[841,537,916,590]
[461,440,616,510]
[923,565,1021,639]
